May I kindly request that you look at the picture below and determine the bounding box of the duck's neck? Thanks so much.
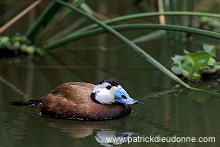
[91,92,102,104]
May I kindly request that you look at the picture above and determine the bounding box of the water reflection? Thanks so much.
[94,131,135,146]
[43,117,136,146]
[0,108,34,147]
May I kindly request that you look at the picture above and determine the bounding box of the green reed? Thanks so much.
[21,0,220,95]
[42,0,220,96]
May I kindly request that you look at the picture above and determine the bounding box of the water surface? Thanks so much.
[1,0,220,146]
[0,36,220,147]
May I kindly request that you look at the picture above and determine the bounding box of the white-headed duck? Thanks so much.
[37,79,138,120]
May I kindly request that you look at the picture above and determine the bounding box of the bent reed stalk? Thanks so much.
[43,24,220,50]
[74,11,220,34]
[52,0,220,96]
[43,11,220,50]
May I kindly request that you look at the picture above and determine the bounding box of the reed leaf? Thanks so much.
[57,0,88,22]
[25,0,87,42]
[132,30,166,43]
[25,0,69,41]
[74,11,220,33]
[52,0,220,96]
[47,17,86,41]
[43,24,220,50]
[35,0,87,41]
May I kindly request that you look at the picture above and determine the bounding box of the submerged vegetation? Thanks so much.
[0,0,220,93]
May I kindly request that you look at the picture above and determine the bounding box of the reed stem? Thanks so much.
[0,0,42,34]
[43,24,220,50]
[74,11,220,34]
[25,0,68,41]
[49,0,220,96]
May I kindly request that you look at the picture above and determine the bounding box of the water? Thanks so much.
[0,35,220,147]
[1,0,220,146]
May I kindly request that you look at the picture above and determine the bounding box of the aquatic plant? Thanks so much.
[42,11,220,50]
[0,35,42,57]
[1,0,220,95]
[47,0,220,96]
[171,45,220,81]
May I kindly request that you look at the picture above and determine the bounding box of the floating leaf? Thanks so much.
[0,35,41,56]
[0,36,10,48]
[194,59,207,71]
[171,44,219,81]
[192,72,201,80]
[181,61,193,73]
[184,55,194,65]
[203,44,215,57]
[171,55,185,64]
[187,51,211,63]
[207,57,216,66]
[183,49,191,55]
[182,69,190,79]
[215,65,220,70]
[171,66,182,74]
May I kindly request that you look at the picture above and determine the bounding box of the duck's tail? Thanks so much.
[11,100,40,106]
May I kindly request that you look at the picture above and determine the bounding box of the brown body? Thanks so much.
[37,82,132,120]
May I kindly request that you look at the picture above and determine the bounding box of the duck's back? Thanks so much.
[37,82,132,120]
[50,82,95,104]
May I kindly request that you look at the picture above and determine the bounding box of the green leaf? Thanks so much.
[181,61,193,73]
[171,66,182,74]
[187,51,211,62]
[214,65,220,70]
[203,44,215,57]
[171,55,185,64]
[54,0,220,96]
[183,49,191,54]
[207,57,216,66]
[192,72,201,80]
[0,36,10,48]
[203,65,212,72]
[184,55,194,65]
[171,43,219,81]
[182,69,190,78]
[194,59,207,71]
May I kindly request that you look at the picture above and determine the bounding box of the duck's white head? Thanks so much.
[91,79,138,105]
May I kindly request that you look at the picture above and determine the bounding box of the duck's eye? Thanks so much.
[106,85,112,90]
[121,95,127,99]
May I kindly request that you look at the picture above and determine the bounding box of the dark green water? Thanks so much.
[1,0,220,147]
[0,35,220,147]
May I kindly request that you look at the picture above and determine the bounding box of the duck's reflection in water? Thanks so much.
[94,130,135,146]
[44,117,136,145]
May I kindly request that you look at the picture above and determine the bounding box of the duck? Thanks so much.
[37,79,138,121]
